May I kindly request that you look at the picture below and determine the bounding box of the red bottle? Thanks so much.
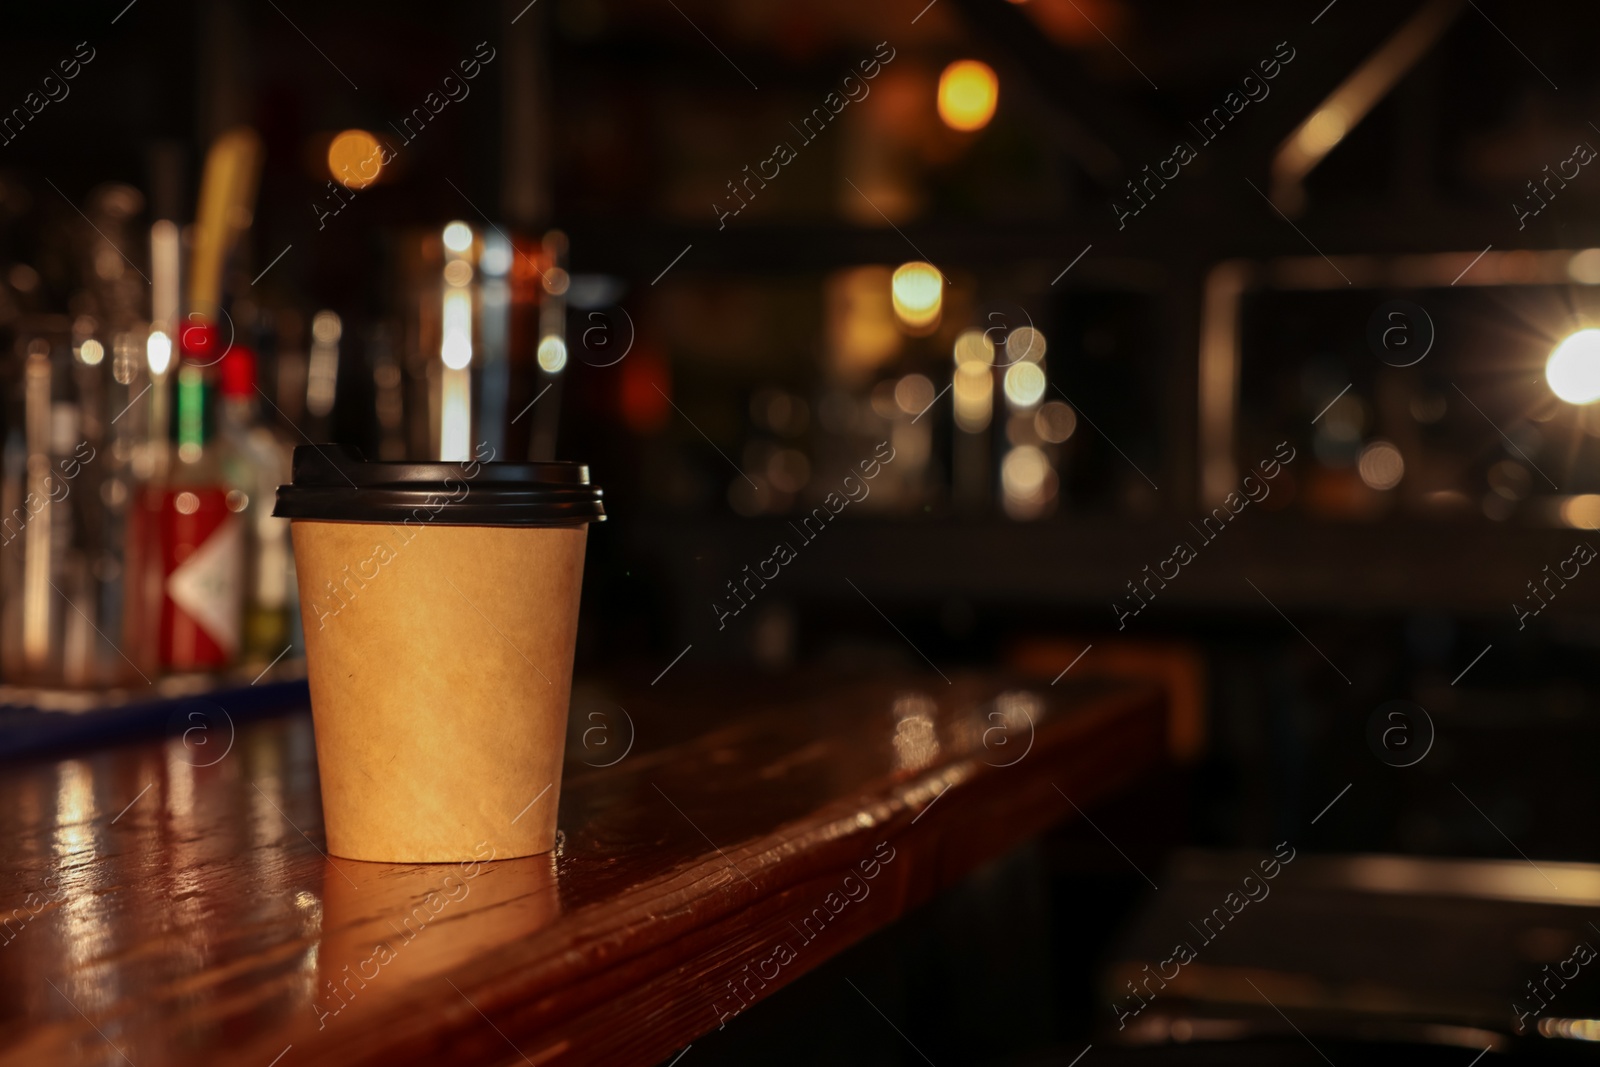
[146,347,245,670]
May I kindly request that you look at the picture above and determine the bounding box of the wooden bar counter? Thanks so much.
[0,671,1169,1067]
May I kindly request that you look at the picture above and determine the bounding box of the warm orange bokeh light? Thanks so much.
[328,129,384,189]
[938,60,999,132]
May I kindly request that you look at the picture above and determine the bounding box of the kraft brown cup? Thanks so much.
[275,444,603,864]
[290,520,586,862]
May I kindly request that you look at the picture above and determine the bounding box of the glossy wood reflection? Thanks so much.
[0,672,1167,1067]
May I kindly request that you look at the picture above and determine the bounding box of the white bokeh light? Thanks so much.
[442,221,474,253]
[1547,329,1600,404]
[147,330,172,376]
[1003,361,1046,407]
[537,335,568,374]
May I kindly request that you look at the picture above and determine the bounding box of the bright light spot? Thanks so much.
[311,310,342,344]
[1003,361,1046,407]
[481,235,513,277]
[441,289,473,369]
[441,335,472,369]
[1547,329,1600,404]
[1569,250,1600,285]
[954,329,994,366]
[537,335,568,374]
[442,221,474,254]
[444,259,474,287]
[1539,1017,1600,1042]
[440,364,471,461]
[1299,106,1349,154]
[1007,326,1046,364]
[543,267,571,296]
[1036,400,1076,442]
[891,262,943,330]
[147,330,172,376]
[1561,494,1600,529]
[1357,440,1404,490]
[953,363,992,433]
[938,60,999,132]
[78,339,104,366]
[895,373,936,416]
[328,129,383,189]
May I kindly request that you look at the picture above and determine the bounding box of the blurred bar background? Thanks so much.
[6,0,1600,1060]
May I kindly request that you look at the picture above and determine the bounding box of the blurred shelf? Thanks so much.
[0,662,308,762]
[559,207,1600,280]
[628,513,1600,619]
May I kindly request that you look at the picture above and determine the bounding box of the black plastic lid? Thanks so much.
[273,445,604,526]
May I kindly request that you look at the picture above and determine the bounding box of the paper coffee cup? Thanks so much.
[275,445,603,863]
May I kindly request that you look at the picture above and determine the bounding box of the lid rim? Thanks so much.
[273,445,604,526]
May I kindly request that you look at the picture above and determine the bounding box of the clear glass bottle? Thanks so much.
[218,347,295,665]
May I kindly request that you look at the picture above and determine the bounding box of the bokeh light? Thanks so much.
[1007,326,1046,363]
[328,129,383,189]
[1547,329,1600,404]
[891,262,943,330]
[954,329,994,366]
[1357,440,1404,490]
[895,373,936,416]
[1001,444,1056,519]
[147,330,172,376]
[938,60,999,132]
[1035,400,1076,442]
[537,335,568,374]
[441,291,472,369]
[1003,361,1046,407]
[954,362,993,433]
[1561,494,1600,529]
[442,221,475,254]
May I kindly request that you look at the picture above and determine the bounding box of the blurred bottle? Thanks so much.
[305,309,341,441]
[137,125,261,673]
[396,224,563,462]
[218,346,295,663]
[143,340,244,671]
[0,183,152,688]
[0,335,98,685]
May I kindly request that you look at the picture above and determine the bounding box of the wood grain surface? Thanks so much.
[0,671,1167,1067]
